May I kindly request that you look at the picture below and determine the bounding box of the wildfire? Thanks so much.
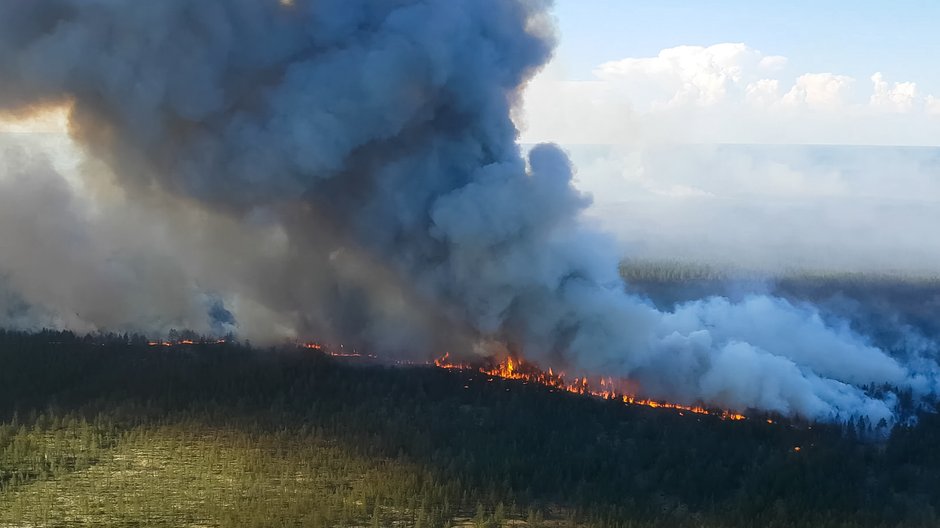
[302,342,377,359]
[433,352,472,370]
[294,343,746,421]
[439,354,746,421]
[147,338,225,347]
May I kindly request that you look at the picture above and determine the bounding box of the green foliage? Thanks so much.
[0,330,938,527]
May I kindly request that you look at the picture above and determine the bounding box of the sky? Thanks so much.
[518,1,940,273]
[550,0,940,89]
[521,0,940,146]
[1,2,937,274]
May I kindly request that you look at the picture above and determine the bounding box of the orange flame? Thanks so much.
[434,352,472,370]
[439,354,746,421]
[302,342,377,359]
[146,338,227,347]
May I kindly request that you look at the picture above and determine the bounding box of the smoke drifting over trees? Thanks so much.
[0,0,936,425]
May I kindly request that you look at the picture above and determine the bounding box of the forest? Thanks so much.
[0,329,938,527]
[620,261,940,359]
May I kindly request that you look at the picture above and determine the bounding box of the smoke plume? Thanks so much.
[0,0,936,426]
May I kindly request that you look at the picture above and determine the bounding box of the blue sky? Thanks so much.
[520,2,940,146]
[516,3,940,271]
[552,0,940,92]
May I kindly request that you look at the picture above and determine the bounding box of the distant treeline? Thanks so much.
[620,259,940,354]
[621,259,940,285]
[0,329,939,527]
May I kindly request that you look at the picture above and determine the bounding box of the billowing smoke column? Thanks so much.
[0,0,936,426]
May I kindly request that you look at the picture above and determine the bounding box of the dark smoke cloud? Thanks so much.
[0,0,936,425]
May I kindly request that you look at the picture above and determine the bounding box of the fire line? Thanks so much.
[433,353,746,421]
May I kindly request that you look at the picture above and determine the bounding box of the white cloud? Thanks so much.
[521,43,940,146]
[927,95,940,116]
[519,43,940,273]
[594,43,770,110]
[745,78,781,107]
[758,55,788,71]
[870,72,919,113]
[781,73,855,109]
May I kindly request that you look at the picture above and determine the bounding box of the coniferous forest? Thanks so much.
[0,329,938,527]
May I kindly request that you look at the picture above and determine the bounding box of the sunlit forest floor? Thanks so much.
[1,419,448,527]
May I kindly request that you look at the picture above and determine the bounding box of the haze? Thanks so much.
[520,1,940,274]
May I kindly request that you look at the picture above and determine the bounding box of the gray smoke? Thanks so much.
[0,0,936,426]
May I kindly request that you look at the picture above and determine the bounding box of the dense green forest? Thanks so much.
[1,330,938,527]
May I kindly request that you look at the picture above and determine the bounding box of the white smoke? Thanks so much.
[0,0,936,426]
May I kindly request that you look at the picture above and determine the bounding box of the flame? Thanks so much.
[302,342,377,359]
[146,338,227,347]
[326,351,376,358]
[137,336,747,421]
[434,352,472,370]
[440,354,746,421]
